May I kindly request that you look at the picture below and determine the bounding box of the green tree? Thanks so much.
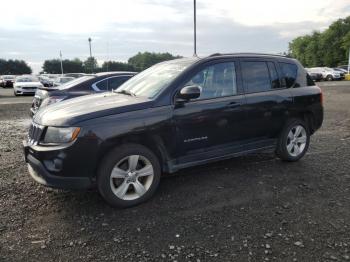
[289,16,350,67]
[128,52,182,71]
[42,58,84,74]
[0,59,32,74]
[101,61,136,72]
[83,57,98,73]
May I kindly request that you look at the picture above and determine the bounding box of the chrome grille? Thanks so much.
[28,122,45,145]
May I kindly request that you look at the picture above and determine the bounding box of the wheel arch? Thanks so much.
[96,133,169,176]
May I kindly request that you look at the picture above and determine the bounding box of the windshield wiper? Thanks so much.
[115,89,136,96]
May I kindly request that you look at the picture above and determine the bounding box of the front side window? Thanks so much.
[279,62,298,88]
[185,62,237,100]
[241,61,270,93]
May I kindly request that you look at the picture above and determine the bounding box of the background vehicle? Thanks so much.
[64,73,86,78]
[14,75,43,96]
[24,54,323,208]
[308,67,341,81]
[31,71,136,115]
[333,68,346,79]
[0,75,16,87]
[38,75,54,87]
[52,76,75,86]
[337,65,350,72]
[306,69,322,81]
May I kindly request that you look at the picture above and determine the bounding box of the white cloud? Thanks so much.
[1,0,349,34]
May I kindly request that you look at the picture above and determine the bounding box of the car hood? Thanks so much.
[15,82,42,87]
[33,92,152,126]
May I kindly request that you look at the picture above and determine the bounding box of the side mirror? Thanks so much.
[177,85,201,101]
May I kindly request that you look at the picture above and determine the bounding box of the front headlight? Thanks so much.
[42,127,80,144]
[41,96,66,107]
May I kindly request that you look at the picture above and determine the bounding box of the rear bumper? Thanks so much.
[23,140,93,190]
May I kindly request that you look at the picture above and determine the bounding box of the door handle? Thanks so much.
[226,102,241,109]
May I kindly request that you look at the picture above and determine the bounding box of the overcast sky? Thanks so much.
[1,0,350,73]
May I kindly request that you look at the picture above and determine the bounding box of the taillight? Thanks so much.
[318,86,323,105]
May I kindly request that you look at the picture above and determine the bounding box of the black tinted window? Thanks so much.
[306,74,315,86]
[95,76,131,91]
[185,62,237,100]
[267,62,281,89]
[279,62,297,88]
[241,61,270,93]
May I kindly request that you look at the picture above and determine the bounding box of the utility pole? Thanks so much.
[193,0,197,56]
[59,50,63,75]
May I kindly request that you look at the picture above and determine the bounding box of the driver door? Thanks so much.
[173,60,247,162]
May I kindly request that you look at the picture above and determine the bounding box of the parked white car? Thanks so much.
[14,75,43,96]
[308,67,341,81]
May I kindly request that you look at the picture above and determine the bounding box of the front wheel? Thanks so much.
[276,119,310,162]
[97,144,161,208]
[326,75,333,81]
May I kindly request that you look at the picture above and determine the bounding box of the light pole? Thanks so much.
[88,37,92,58]
[193,0,197,56]
[59,50,63,75]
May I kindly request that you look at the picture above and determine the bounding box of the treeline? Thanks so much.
[289,16,350,67]
[0,59,32,75]
[42,52,181,74]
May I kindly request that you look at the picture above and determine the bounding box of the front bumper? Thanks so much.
[15,89,36,95]
[23,140,94,190]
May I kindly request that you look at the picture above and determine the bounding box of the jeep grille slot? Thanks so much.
[28,122,44,145]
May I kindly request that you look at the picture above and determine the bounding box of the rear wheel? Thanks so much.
[276,119,310,162]
[97,144,161,208]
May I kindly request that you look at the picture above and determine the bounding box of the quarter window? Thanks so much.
[185,62,237,100]
[279,62,298,88]
[241,61,270,93]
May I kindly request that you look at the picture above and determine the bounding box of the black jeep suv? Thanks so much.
[23,53,323,208]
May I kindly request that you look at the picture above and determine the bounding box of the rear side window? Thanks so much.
[94,76,131,91]
[267,62,281,89]
[279,62,298,88]
[241,61,270,93]
[306,74,315,86]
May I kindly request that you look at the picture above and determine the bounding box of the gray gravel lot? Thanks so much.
[0,82,350,261]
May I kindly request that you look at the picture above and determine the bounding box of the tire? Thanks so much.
[276,118,310,162]
[326,75,333,81]
[97,144,161,208]
[14,91,18,96]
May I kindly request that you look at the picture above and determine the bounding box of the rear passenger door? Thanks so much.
[240,59,293,140]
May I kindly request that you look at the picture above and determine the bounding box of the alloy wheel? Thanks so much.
[110,155,154,201]
[286,125,307,157]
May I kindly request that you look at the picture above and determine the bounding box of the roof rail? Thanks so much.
[208,52,287,58]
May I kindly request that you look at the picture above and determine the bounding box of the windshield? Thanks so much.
[16,76,38,82]
[58,76,95,90]
[115,58,197,99]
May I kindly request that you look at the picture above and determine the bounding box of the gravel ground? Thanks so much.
[0,82,350,262]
